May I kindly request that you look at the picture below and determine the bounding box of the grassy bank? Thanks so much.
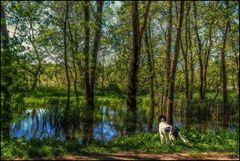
[1,128,239,160]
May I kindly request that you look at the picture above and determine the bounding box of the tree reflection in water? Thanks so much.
[9,100,239,144]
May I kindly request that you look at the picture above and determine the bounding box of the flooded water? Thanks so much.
[9,99,239,144]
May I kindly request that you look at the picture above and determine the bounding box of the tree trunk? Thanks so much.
[181,39,189,110]
[166,1,184,125]
[31,65,41,90]
[1,2,12,137]
[63,1,71,115]
[182,3,190,113]
[193,1,204,100]
[83,1,92,108]
[89,0,104,109]
[221,1,230,126]
[238,5,240,111]
[82,2,104,139]
[145,24,154,132]
[238,51,240,106]
[158,92,164,115]
[126,1,151,134]
[164,1,173,113]
[188,5,194,100]
[68,17,79,105]
[82,108,94,145]
[126,1,140,134]
[29,18,43,91]
[203,27,212,97]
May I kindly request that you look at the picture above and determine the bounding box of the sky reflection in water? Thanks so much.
[10,105,238,143]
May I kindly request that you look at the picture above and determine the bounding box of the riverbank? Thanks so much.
[1,130,239,160]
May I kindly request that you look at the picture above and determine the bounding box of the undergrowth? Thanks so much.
[1,128,239,159]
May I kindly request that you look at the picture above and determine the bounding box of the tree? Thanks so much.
[220,1,230,125]
[83,1,91,108]
[193,1,204,100]
[181,1,190,115]
[68,10,79,105]
[90,0,104,108]
[163,1,173,116]
[188,3,194,100]
[166,1,184,125]
[1,1,13,137]
[63,1,70,116]
[126,1,151,134]
[82,1,104,144]
[145,22,154,132]
[83,1,104,110]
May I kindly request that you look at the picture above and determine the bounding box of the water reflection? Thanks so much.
[10,101,239,143]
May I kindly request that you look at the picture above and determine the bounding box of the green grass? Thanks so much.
[23,96,125,108]
[1,128,239,159]
[23,86,125,98]
[21,86,238,109]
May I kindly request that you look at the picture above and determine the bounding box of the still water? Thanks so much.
[10,100,239,143]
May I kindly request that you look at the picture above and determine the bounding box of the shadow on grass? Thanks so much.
[1,128,239,159]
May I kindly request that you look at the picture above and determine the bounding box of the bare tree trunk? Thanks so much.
[164,1,173,113]
[193,1,204,100]
[221,1,230,126]
[181,2,190,113]
[181,39,189,111]
[166,1,184,125]
[126,1,140,134]
[238,51,240,106]
[126,1,151,134]
[238,4,240,110]
[158,92,164,115]
[82,2,91,145]
[145,24,154,132]
[1,2,12,137]
[90,0,104,109]
[68,16,79,105]
[82,2,104,144]
[188,6,194,100]
[83,1,92,108]
[203,27,212,97]
[63,1,71,116]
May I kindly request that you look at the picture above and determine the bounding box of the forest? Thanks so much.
[1,1,239,160]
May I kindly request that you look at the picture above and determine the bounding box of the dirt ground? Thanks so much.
[17,152,239,160]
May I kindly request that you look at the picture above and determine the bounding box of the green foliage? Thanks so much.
[1,1,239,159]
[1,128,238,159]
[24,86,71,97]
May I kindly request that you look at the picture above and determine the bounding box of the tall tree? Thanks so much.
[89,0,104,108]
[126,1,151,134]
[164,1,173,116]
[145,22,154,132]
[82,1,104,144]
[203,26,213,97]
[1,2,12,137]
[181,2,190,115]
[63,1,70,116]
[166,1,184,125]
[188,3,194,100]
[193,1,204,100]
[221,1,230,125]
[83,1,91,108]
[238,48,240,106]
[83,1,104,109]
[68,13,79,105]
